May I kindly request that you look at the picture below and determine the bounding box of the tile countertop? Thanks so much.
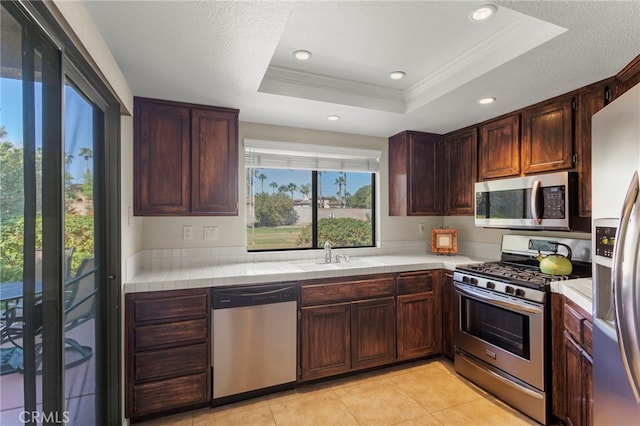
[550,278,593,315]
[123,254,481,294]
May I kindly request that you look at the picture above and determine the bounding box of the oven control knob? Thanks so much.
[505,285,515,295]
[462,276,470,283]
[469,277,478,285]
[486,282,495,290]
[515,289,525,297]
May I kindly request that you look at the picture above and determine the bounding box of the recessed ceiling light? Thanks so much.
[389,71,406,80]
[470,4,497,21]
[478,97,496,105]
[327,115,340,121]
[293,50,312,61]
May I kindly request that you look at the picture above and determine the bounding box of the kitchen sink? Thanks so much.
[291,257,383,271]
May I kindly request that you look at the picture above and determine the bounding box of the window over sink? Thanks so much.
[244,139,380,251]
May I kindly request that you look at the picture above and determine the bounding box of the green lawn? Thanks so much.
[247,226,308,250]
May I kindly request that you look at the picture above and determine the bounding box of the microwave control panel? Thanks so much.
[541,186,566,219]
[595,226,617,258]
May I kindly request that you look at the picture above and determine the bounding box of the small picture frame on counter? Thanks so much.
[431,227,458,255]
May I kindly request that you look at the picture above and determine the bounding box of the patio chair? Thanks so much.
[1,257,96,372]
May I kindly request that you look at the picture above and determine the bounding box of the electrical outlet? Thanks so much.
[203,226,219,241]
[419,223,426,234]
[182,225,193,240]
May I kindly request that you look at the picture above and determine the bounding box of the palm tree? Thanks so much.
[287,183,297,200]
[269,181,278,194]
[257,173,267,193]
[335,174,346,207]
[78,147,93,174]
[299,184,311,200]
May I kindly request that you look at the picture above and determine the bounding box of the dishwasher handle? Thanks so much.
[212,282,298,309]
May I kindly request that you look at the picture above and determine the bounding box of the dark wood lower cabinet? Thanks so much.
[441,272,454,359]
[552,294,593,426]
[352,297,396,369]
[396,292,436,359]
[126,289,211,421]
[563,331,593,426]
[299,296,396,381]
[299,271,443,382]
[300,303,351,381]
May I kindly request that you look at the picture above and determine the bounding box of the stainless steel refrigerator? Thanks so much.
[592,81,640,424]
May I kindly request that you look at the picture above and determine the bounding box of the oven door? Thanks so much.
[454,282,545,390]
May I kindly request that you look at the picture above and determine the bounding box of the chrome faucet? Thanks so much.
[324,241,332,263]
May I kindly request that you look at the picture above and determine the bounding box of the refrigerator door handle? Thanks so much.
[613,170,640,403]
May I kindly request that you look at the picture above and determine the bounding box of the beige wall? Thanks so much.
[139,121,443,249]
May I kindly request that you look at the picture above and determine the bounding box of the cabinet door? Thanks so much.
[443,128,477,215]
[441,272,454,359]
[134,99,190,215]
[521,98,573,174]
[300,303,351,381]
[397,292,437,360]
[564,330,583,426]
[582,351,593,426]
[479,115,520,179]
[351,297,396,369]
[191,108,238,215]
[575,82,612,217]
[409,133,442,215]
[388,131,442,216]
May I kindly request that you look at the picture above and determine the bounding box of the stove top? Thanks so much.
[456,261,587,289]
[453,235,592,302]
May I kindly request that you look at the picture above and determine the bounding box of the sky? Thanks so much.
[249,168,372,200]
[1,77,94,183]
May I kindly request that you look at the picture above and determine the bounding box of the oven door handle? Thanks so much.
[454,284,543,315]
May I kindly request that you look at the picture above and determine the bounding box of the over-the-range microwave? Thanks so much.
[474,171,578,231]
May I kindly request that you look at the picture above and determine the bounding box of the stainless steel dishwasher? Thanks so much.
[212,282,298,405]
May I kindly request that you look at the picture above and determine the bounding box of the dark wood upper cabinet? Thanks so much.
[134,100,191,215]
[443,127,477,215]
[134,97,239,216]
[521,96,574,174]
[191,108,238,215]
[388,131,442,216]
[616,53,640,97]
[575,80,614,217]
[478,114,520,180]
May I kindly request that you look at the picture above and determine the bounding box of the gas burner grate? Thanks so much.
[458,261,577,287]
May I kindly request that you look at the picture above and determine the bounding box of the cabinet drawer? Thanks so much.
[135,318,208,350]
[132,372,209,417]
[134,343,208,382]
[133,290,208,323]
[301,277,395,306]
[396,272,434,295]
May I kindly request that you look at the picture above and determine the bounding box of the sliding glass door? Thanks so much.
[1,2,120,424]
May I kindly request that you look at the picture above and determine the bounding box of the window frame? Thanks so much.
[246,167,376,252]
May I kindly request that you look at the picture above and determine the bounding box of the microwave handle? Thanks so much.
[531,180,542,224]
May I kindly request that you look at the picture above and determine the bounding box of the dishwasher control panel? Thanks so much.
[212,282,298,309]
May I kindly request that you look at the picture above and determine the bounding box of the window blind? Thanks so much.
[244,138,381,172]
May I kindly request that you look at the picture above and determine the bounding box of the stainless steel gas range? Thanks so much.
[453,235,592,425]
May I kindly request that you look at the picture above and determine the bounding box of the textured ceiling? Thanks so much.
[84,0,640,138]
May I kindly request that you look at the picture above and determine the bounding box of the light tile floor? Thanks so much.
[140,358,540,426]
